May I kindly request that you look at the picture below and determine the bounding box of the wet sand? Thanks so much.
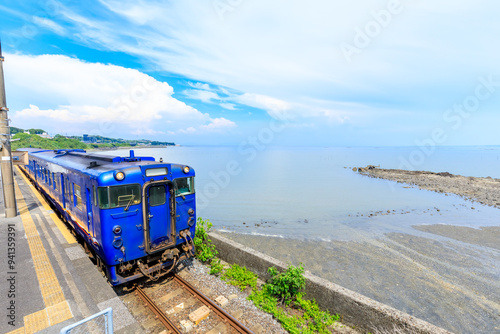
[220,228,500,334]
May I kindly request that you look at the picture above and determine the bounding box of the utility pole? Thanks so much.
[0,41,17,218]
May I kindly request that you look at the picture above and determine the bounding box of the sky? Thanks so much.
[1,0,499,146]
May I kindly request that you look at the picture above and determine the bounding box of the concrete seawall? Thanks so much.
[209,232,452,334]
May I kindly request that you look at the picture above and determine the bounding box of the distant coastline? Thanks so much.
[87,145,175,152]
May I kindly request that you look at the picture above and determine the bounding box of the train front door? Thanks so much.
[144,182,175,253]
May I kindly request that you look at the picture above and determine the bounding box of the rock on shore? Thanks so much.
[355,166,500,208]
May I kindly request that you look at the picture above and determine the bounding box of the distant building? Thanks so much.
[37,132,52,139]
[24,130,30,134]
[83,134,89,142]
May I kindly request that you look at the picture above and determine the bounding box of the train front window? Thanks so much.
[175,177,194,197]
[149,185,166,206]
[98,184,141,209]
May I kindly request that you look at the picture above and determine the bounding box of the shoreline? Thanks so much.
[355,166,500,208]
[87,145,176,152]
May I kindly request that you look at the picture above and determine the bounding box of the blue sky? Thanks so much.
[1,0,499,146]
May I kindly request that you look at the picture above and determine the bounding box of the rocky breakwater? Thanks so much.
[354,166,500,208]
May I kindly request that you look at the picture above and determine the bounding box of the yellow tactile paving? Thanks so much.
[12,178,73,332]
[47,300,72,325]
[23,309,49,334]
[16,166,77,244]
[14,180,66,308]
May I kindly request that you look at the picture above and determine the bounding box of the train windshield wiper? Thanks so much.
[124,195,135,212]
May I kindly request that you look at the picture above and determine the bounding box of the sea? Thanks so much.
[110,145,500,240]
[108,145,500,333]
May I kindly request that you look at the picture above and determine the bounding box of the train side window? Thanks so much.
[98,187,109,209]
[65,177,70,208]
[74,183,82,210]
[53,173,57,190]
[174,177,194,197]
[92,185,96,206]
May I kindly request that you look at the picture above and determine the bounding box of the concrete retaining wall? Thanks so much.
[209,232,452,334]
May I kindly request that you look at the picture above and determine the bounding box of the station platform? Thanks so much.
[0,168,142,334]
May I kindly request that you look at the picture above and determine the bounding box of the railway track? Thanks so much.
[125,273,254,333]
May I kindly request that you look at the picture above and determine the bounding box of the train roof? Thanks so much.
[17,148,165,177]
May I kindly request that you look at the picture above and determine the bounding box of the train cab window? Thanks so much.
[98,184,141,209]
[74,184,82,210]
[174,177,194,197]
[149,185,166,206]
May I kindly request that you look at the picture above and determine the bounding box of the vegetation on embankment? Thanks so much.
[193,217,343,334]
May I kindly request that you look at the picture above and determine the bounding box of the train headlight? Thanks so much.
[183,166,190,174]
[188,208,194,216]
[113,225,122,234]
[114,171,125,181]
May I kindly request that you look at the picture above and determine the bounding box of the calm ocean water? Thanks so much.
[110,146,500,240]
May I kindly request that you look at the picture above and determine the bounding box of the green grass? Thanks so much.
[221,264,258,291]
[209,258,224,276]
[248,283,340,334]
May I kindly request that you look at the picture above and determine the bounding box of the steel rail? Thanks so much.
[135,285,181,334]
[173,274,254,334]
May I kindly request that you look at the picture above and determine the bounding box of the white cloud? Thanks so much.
[6,54,236,138]
[182,89,221,103]
[200,117,236,131]
[32,16,65,35]
[176,117,236,134]
[235,93,291,118]
[188,81,211,90]
[219,103,236,110]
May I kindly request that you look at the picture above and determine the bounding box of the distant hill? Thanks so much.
[10,127,46,135]
[10,127,175,150]
[12,133,88,150]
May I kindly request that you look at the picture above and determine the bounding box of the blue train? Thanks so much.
[18,148,196,285]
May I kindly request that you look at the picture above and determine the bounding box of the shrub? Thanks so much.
[193,217,218,262]
[267,264,306,305]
